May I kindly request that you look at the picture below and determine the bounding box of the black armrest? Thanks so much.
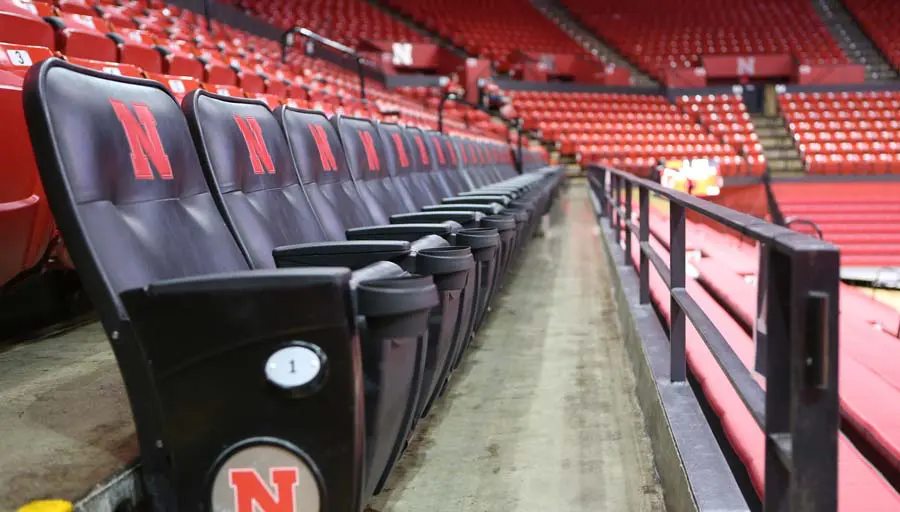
[390,211,481,228]
[119,268,357,371]
[345,222,460,243]
[459,188,517,197]
[422,204,504,215]
[442,195,509,206]
[273,240,411,270]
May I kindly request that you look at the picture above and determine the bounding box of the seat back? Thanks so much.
[453,136,489,188]
[330,114,404,222]
[407,126,456,199]
[23,58,249,327]
[184,90,330,269]
[274,106,375,239]
[0,0,55,49]
[431,131,472,193]
[374,121,423,213]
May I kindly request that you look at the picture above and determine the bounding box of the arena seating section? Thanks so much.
[509,90,766,175]
[560,0,847,84]
[228,0,426,48]
[842,0,900,71]
[381,0,596,69]
[0,0,549,293]
[780,91,900,174]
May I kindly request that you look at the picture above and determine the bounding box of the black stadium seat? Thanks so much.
[23,58,443,511]
[181,90,478,500]
[329,114,505,331]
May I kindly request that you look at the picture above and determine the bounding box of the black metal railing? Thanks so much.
[588,164,840,512]
[281,27,385,101]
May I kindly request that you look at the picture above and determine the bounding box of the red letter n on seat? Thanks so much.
[414,136,429,166]
[391,133,410,168]
[431,136,446,165]
[110,99,173,180]
[234,115,275,175]
[308,124,338,171]
[358,131,380,171]
[229,467,299,512]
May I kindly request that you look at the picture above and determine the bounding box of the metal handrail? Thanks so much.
[588,164,840,512]
[281,27,380,101]
[785,217,824,240]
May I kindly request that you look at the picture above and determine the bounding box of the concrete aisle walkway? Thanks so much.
[369,181,666,512]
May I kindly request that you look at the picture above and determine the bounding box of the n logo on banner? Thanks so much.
[391,133,410,167]
[234,115,275,175]
[110,99,173,180]
[229,467,299,512]
[737,56,756,76]
[392,42,413,66]
[414,136,429,165]
[358,131,380,171]
[308,125,338,171]
[431,136,446,164]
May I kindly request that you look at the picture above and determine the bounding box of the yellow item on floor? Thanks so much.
[17,501,73,512]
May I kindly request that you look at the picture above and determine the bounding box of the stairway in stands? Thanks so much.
[529,0,657,86]
[750,113,806,176]
[810,0,899,81]
[777,183,900,268]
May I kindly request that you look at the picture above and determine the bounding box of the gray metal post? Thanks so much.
[669,202,686,382]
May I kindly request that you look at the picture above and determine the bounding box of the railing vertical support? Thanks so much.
[754,243,769,375]
[612,174,621,246]
[669,202,686,382]
[765,246,840,512]
[624,181,633,258]
[639,187,650,304]
[356,57,366,101]
[596,167,608,218]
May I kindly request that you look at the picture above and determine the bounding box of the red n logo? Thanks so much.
[391,133,410,167]
[308,125,338,171]
[358,131,380,171]
[414,136,429,166]
[110,99,173,180]
[447,141,457,165]
[431,136,446,164]
[229,467,298,512]
[234,115,275,175]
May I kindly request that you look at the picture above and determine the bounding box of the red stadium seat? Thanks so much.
[48,12,117,61]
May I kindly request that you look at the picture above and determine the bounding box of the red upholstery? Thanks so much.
[383,0,593,66]
[842,0,900,71]
[228,0,426,49]
[648,211,900,480]
[510,90,758,175]
[562,0,846,84]
[780,91,900,175]
[143,71,202,101]
[109,28,162,73]
[0,0,55,49]
[0,43,56,286]
[629,214,900,509]
[50,12,117,61]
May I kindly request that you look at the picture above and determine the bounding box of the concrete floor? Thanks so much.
[369,182,665,512]
[0,323,136,509]
[0,181,664,512]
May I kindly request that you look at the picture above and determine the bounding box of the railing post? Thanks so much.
[754,243,769,375]
[669,202,686,382]
[612,174,621,246]
[356,56,367,101]
[639,187,650,304]
[624,180,633,258]
[764,245,839,512]
[596,167,608,218]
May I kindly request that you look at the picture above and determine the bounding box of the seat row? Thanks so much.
[23,57,563,511]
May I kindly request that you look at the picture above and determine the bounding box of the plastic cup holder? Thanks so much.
[357,276,439,339]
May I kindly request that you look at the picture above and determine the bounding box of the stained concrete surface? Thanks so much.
[369,181,665,512]
[0,323,136,509]
[0,181,664,512]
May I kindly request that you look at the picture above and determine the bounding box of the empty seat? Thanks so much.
[23,57,441,512]
[46,12,118,61]
[0,0,55,49]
